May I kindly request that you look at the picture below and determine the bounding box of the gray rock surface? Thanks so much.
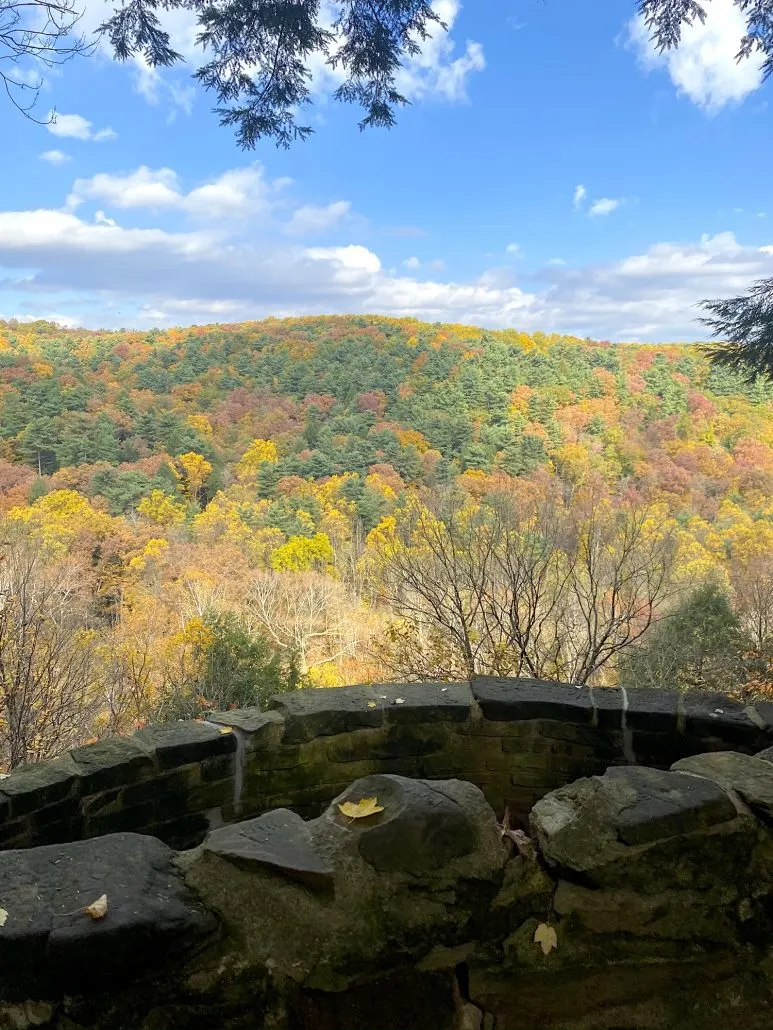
[673,750,773,820]
[605,765,737,844]
[530,764,738,877]
[134,720,236,768]
[327,774,478,873]
[183,774,505,992]
[0,832,215,998]
[204,807,334,888]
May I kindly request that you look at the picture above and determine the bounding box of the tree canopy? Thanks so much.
[4,0,772,145]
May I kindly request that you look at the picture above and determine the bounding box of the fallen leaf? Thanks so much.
[82,894,108,920]
[534,922,557,955]
[394,697,405,704]
[216,725,233,734]
[338,797,385,820]
[366,701,377,709]
[0,908,7,927]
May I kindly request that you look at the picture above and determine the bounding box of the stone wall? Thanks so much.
[2,677,772,851]
[6,752,773,1029]
[3,675,770,852]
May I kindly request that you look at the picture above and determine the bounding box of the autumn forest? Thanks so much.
[0,314,771,770]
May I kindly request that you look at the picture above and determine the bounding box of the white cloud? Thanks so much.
[67,165,281,220]
[283,200,351,236]
[401,255,446,273]
[573,184,587,209]
[46,112,117,142]
[396,0,485,102]
[589,197,622,217]
[40,150,71,165]
[627,0,764,112]
[4,176,773,342]
[506,242,521,255]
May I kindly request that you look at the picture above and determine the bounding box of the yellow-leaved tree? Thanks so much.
[236,439,278,482]
[174,452,213,504]
[270,533,334,572]
[137,490,187,527]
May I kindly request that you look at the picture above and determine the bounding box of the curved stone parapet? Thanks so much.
[4,754,773,1029]
[1,678,772,851]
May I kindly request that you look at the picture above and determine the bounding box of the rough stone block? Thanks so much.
[752,701,773,739]
[31,798,80,828]
[206,708,285,751]
[682,692,765,750]
[373,725,452,761]
[673,751,773,822]
[531,765,739,880]
[0,758,78,817]
[200,753,236,782]
[0,818,30,848]
[85,801,156,837]
[471,677,592,723]
[375,682,473,725]
[325,728,388,764]
[269,686,385,743]
[30,818,82,847]
[246,744,302,771]
[589,687,625,729]
[205,808,335,889]
[134,720,237,769]
[607,766,739,845]
[120,766,200,809]
[624,688,680,733]
[69,737,154,794]
[0,832,215,996]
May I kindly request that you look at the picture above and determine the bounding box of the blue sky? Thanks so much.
[1,0,772,339]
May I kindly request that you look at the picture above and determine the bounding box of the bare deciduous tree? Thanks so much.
[246,570,366,676]
[372,485,678,685]
[0,532,98,769]
[730,549,773,660]
[0,0,90,119]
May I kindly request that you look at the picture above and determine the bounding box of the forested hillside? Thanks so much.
[1,314,772,768]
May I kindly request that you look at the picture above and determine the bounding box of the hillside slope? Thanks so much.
[1,314,772,768]
[1,314,771,520]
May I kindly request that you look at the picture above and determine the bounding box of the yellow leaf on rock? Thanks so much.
[366,701,377,709]
[534,922,557,955]
[82,894,108,920]
[0,908,7,927]
[337,797,385,820]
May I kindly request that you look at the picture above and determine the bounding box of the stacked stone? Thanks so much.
[0,678,772,851]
